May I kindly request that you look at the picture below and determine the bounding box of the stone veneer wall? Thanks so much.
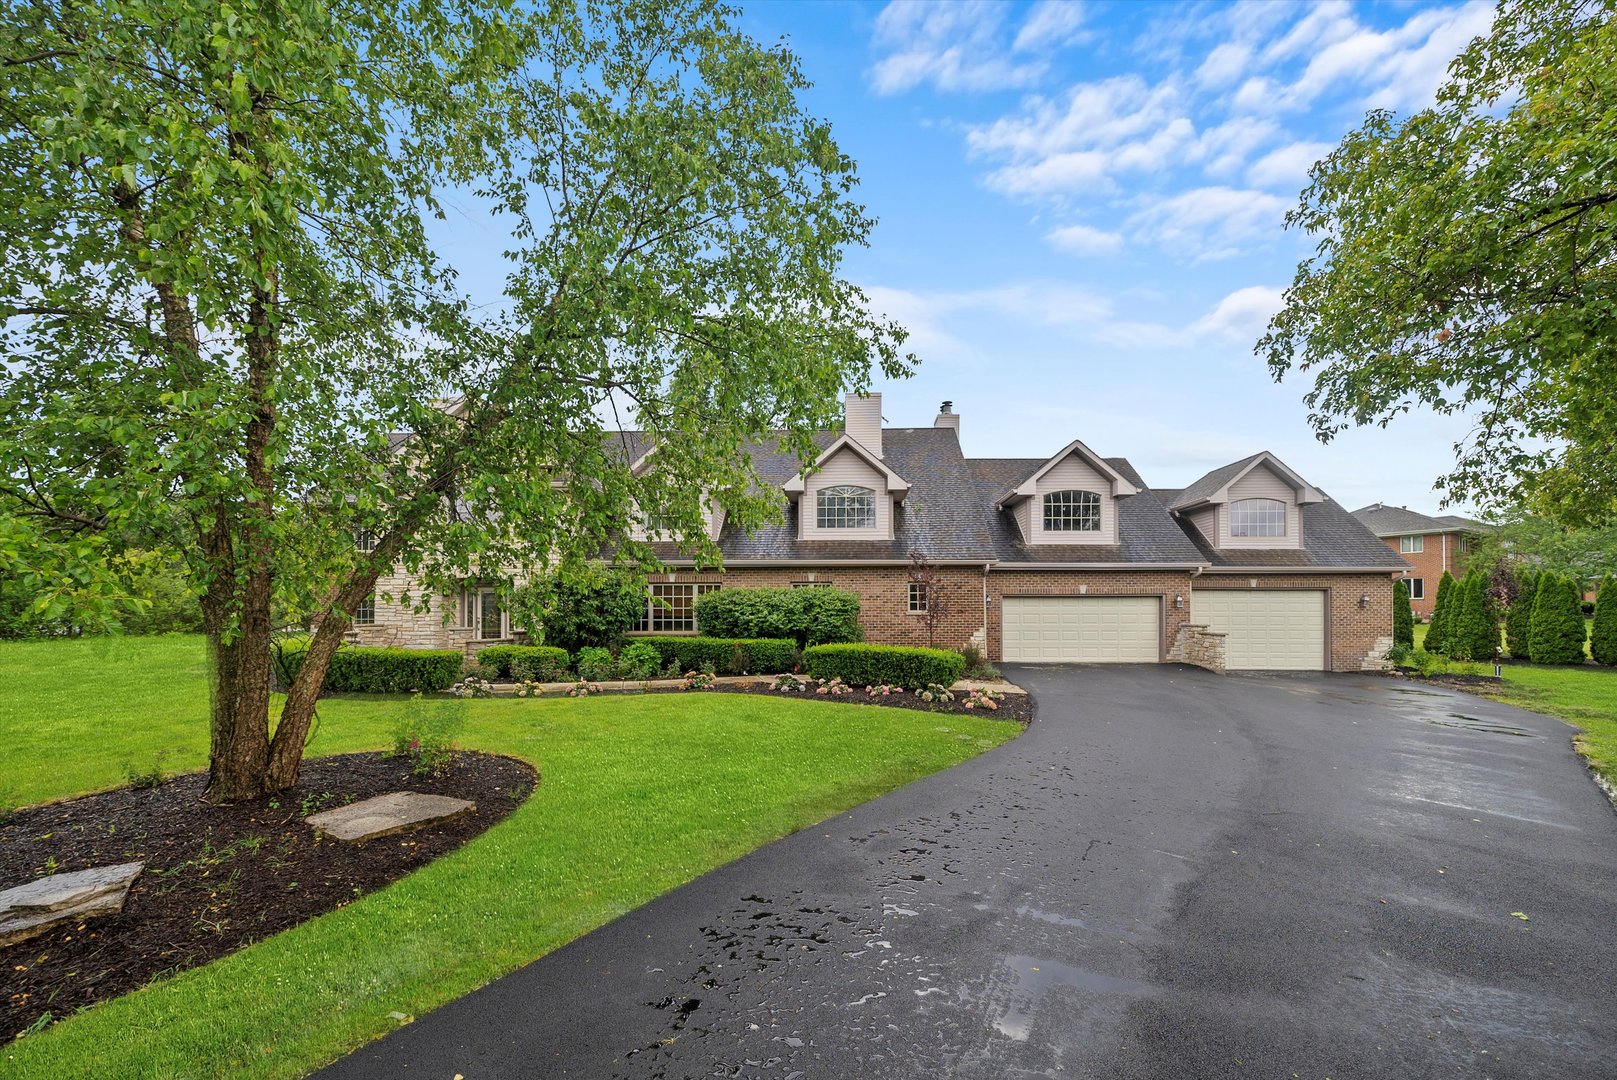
[1191,572,1395,673]
[1168,623,1227,673]
[346,571,477,653]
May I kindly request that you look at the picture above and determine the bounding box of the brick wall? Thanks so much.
[1192,572,1395,671]
[1379,534,1468,619]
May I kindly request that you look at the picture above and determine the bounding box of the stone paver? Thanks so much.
[0,862,144,947]
[305,792,474,843]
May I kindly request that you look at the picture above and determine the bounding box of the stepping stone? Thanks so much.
[0,861,144,948]
[305,791,475,843]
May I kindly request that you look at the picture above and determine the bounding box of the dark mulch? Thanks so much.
[0,751,535,1039]
[702,682,1035,723]
[1390,670,1505,688]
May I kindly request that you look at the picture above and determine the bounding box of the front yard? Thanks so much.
[0,635,1019,1080]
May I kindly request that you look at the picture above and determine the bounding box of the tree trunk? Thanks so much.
[201,515,272,802]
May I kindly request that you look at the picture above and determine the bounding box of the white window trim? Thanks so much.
[907,582,929,614]
[353,593,377,626]
[1229,498,1287,538]
[1407,577,1425,601]
[1400,535,1424,554]
[815,485,877,530]
[1041,489,1103,533]
[355,529,377,553]
[633,583,720,634]
[475,587,508,641]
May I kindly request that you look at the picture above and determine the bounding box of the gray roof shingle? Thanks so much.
[1350,503,1483,537]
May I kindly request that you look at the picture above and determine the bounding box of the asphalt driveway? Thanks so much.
[314,665,1617,1079]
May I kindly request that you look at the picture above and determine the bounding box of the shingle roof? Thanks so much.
[1168,494,1409,570]
[1350,503,1483,538]
[1165,453,1267,511]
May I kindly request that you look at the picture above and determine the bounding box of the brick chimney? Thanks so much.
[844,392,883,458]
[933,400,959,437]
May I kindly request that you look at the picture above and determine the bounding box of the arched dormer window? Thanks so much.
[1043,490,1102,531]
[1230,497,1286,538]
[816,485,876,529]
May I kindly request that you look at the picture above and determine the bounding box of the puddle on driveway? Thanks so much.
[992,954,1149,1041]
[1422,714,1536,738]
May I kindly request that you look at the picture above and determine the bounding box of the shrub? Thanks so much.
[278,645,462,693]
[1505,569,1538,660]
[631,636,798,675]
[521,567,646,654]
[1528,573,1588,665]
[575,646,616,681]
[1448,570,1498,661]
[959,643,1002,681]
[1392,579,1414,648]
[1426,570,1458,655]
[617,640,663,680]
[803,643,966,690]
[694,587,861,647]
[388,694,464,777]
[1590,575,1617,666]
[476,644,570,681]
[1385,642,1415,668]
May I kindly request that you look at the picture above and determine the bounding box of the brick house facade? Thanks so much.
[1349,504,1483,619]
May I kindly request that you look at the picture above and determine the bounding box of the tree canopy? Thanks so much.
[1263,0,1617,525]
[0,0,909,798]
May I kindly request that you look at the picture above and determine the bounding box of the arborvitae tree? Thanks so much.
[1450,570,1499,661]
[1393,579,1415,648]
[1528,573,1588,665]
[1505,569,1538,661]
[1426,570,1458,655]
[1591,575,1617,666]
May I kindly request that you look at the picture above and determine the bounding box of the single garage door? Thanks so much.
[1002,596,1161,663]
[1192,590,1325,670]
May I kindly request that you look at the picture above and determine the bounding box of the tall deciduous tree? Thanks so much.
[0,0,909,800]
[1262,0,1617,524]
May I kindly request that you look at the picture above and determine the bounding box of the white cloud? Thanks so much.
[1245,140,1333,189]
[1189,285,1286,344]
[1014,1,1090,52]
[1195,42,1252,88]
[1126,186,1290,261]
[1045,223,1124,256]
[869,1,1046,94]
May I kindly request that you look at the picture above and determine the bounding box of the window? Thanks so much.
[477,589,505,641]
[1229,498,1286,538]
[353,594,376,625]
[634,583,720,633]
[1407,577,1425,600]
[816,485,876,529]
[354,529,377,553]
[1400,535,1424,554]
[1456,535,1471,554]
[908,582,929,614]
[1042,490,1102,532]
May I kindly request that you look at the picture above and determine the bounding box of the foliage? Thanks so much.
[1385,642,1415,668]
[388,695,464,777]
[0,0,909,798]
[679,670,717,691]
[1261,0,1617,522]
[772,673,808,692]
[963,688,1003,711]
[813,676,854,697]
[574,647,617,683]
[1528,573,1589,665]
[917,683,955,704]
[1425,571,1458,655]
[448,677,494,699]
[906,549,951,648]
[1447,570,1498,662]
[1590,576,1617,666]
[279,645,461,694]
[518,569,647,656]
[1392,579,1414,649]
[1473,513,1617,586]
[632,635,798,675]
[123,752,170,791]
[475,645,570,682]
[1506,569,1540,660]
[693,587,861,648]
[803,643,967,690]
[616,641,663,681]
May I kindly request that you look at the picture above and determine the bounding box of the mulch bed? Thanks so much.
[1,751,535,1040]
[702,682,1035,723]
[1388,670,1505,689]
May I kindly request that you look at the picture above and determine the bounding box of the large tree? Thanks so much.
[0,0,908,800]
[1262,0,1617,525]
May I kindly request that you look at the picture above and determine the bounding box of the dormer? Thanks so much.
[1169,452,1322,550]
[783,395,909,540]
[624,441,726,542]
[996,439,1138,545]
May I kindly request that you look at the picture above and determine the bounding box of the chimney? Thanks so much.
[933,400,959,437]
[844,392,883,458]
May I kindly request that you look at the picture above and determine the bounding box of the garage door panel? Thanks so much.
[1003,597,1160,663]
[1192,591,1324,670]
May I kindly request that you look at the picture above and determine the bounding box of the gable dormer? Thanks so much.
[624,441,726,543]
[996,439,1139,545]
[783,431,909,540]
[1169,452,1322,550]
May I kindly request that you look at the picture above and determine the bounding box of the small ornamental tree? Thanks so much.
[1426,571,1458,655]
[1590,575,1617,666]
[1505,569,1539,661]
[1393,579,1414,648]
[907,549,952,649]
[1528,573,1588,665]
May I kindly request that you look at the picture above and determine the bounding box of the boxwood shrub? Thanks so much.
[694,587,861,647]
[802,643,966,690]
[632,636,798,675]
[278,645,463,693]
[475,644,570,680]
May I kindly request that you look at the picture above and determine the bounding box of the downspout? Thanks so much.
[982,562,992,652]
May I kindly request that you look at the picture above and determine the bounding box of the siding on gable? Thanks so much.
[1220,464,1301,549]
[1030,453,1117,544]
[1187,506,1217,547]
[800,447,891,539]
[628,498,724,542]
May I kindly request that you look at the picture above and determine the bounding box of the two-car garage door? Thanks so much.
[1192,590,1325,671]
[1003,597,1160,663]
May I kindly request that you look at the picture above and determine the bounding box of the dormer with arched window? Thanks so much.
[995,439,1137,544]
[1168,451,1322,550]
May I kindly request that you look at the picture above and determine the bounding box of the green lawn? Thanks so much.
[0,635,1019,1080]
[1410,623,1617,784]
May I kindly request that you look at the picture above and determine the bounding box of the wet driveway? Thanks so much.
[313,665,1617,1079]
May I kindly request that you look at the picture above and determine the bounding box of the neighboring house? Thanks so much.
[353,395,1405,672]
[1349,503,1484,619]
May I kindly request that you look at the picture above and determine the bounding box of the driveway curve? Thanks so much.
[314,665,1617,1080]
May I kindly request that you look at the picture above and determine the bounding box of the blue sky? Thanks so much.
[433,0,1496,514]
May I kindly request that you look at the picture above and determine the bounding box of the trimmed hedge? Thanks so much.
[694,587,861,647]
[475,645,570,680]
[802,643,966,690]
[279,645,462,693]
[632,636,798,675]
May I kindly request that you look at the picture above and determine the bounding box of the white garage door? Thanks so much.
[1192,591,1325,670]
[1002,596,1161,663]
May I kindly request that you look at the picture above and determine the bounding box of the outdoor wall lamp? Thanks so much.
[1360,594,1371,609]
[1174,594,1184,609]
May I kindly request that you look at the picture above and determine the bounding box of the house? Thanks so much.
[1349,503,1484,619]
[352,395,1405,672]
